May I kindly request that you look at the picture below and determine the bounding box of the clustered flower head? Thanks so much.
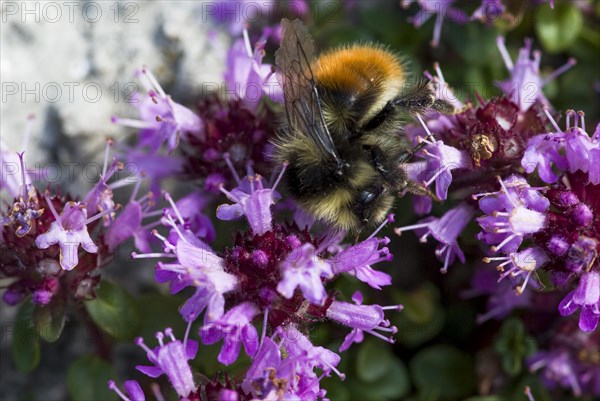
[397,36,600,336]
[1,139,130,307]
[120,160,402,399]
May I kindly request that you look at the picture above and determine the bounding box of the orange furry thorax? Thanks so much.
[313,45,406,93]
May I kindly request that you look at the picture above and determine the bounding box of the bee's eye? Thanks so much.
[358,190,378,206]
[353,186,384,220]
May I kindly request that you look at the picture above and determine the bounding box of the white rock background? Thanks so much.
[1,1,231,399]
[1,0,228,170]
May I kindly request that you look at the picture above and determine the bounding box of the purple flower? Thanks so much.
[165,191,215,243]
[225,30,282,109]
[106,181,159,253]
[200,302,260,365]
[496,37,576,111]
[242,327,342,399]
[108,380,145,401]
[135,328,197,398]
[218,389,238,401]
[241,336,302,399]
[135,206,238,322]
[156,238,238,323]
[475,176,548,254]
[521,133,568,183]
[217,165,286,235]
[278,325,344,379]
[112,67,202,152]
[31,278,59,305]
[483,246,549,294]
[464,268,534,324]
[558,271,600,332]
[419,137,472,200]
[276,243,333,305]
[327,291,402,351]
[395,202,476,273]
[0,116,34,199]
[403,0,469,47]
[1,151,43,238]
[84,139,121,226]
[472,0,505,22]
[412,115,472,200]
[119,146,183,197]
[241,337,282,396]
[35,199,110,271]
[528,320,600,396]
[330,236,393,290]
[529,351,584,396]
[106,198,152,253]
[522,111,599,183]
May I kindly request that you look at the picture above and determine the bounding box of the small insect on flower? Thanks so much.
[271,19,455,233]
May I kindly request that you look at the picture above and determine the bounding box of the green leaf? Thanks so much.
[12,301,40,373]
[391,284,445,347]
[356,339,393,382]
[410,345,476,401]
[137,293,187,341]
[367,358,410,400]
[394,283,439,324]
[493,318,537,376]
[67,354,117,401]
[33,294,66,342]
[535,3,583,53]
[85,281,140,341]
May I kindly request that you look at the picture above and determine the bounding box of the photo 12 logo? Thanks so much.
[1,1,140,24]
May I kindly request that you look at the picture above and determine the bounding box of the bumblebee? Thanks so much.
[272,19,453,233]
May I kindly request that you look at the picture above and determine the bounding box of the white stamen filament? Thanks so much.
[543,109,563,133]
[272,161,288,191]
[242,28,253,58]
[44,195,62,226]
[18,152,28,202]
[102,139,113,178]
[219,185,241,203]
[156,331,165,347]
[151,383,166,401]
[86,207,118,225]
[416,114,435,142]
[368,214,394,240]
[142,67,167,98]
[496,37,514,71]
[223,153,241,184]
[491,233,517,253]
[107,381,131,401]
[131,252,175,259]
[183,319,192,352]
[164,193,185,225]
[112,117,157,130]
[541,58,576,87]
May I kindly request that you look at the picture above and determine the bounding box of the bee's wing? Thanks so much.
[275,18,342,168]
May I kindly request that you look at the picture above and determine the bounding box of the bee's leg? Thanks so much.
[392,79,456,115]
[404,180,441,202]
[362,81,456,133]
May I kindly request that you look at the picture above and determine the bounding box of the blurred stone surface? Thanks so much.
[1,0,228,177]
